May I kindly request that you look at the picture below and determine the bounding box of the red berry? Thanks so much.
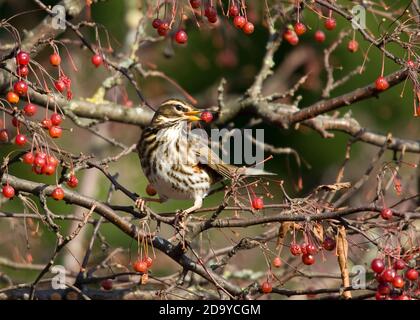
[382,268,396,282]
[322,237,336,251]
[50,113,62,126]
[393,259,406,270]
[47,155,58,167]
[133,260,148,273]
[200,111,213,123]
[152,18,162,29]
[42,163,56,176]
[406,269,419,281]
[300,244,308,255]
[91,54,103,67]
[273,256,282,268]
[15,134,27,146]
[305,244,318,255]
[16,51,30,66]
[407,60,416,68]
[143,256,153,268]
[371,258,385,273]
[100,279,113,291]
[157,22,169,36]
[243,22,254,35]
[7,91,19,104]
[146,184,157,196]
[41,118,52,129]
[347,40,359,53]
[14,80,28,96]
[67,175,78,188]
[290,243,301,256]
[251,197,264,210]
[2,184,15,198]
[49,53,61,66]
[49,126,62,138]
[22,152,35,165]
[294,22,307,36]
[51,187,64,200]
[23,103,37,116]
[392,275,404,288]
[12,117,20,127]
[204,6,217,19]
[228,5,240,17]
[17,65,29,77]
[283,29,299,45]
[0,129,9,142]
[233,16,246,29]
[175,30,188,44]
[54,80,66,92]
[380,208,393,220]
[302,254,315,265]
[314,30,326,43]
[34,153,47,167]
[377,283,390,295]
[396,294,410,300]
[189,0,201,9]
[324,17,336,30]
[375,292,387,300]
[207,15,218,23]
[375,76,389,91]
[261,281,272,294]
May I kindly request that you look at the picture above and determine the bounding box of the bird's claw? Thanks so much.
[135,197,146,213]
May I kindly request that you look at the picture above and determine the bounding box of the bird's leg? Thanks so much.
[172,198,203,250]
[135,197,166,213]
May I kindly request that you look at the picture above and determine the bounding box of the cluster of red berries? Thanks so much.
[133,256,153,273]
[228,4,254,35]
[371,257,419,300]
[289,237,336,266]
[22,151,59,176]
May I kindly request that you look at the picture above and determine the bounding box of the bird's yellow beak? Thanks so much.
[184,110,201,121]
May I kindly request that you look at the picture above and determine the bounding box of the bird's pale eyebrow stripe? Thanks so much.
[161,99,186,107]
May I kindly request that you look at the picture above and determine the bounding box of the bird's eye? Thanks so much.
[174,105,183,112]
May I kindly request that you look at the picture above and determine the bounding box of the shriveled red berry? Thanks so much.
[273,256,282,268]
[51,187,64,200]
[243,22,254,35]
[133,260,148,273]
[190,0,201,9]
[100,279,113,291]
[322,237,336,251]
[54,80,66,92]
[251,197,264,210]
[347,40,359,53]
[22,152,35,165]
[23,103,37,116]
[16,51,30,66]
[152,18,162,29]
[261,281,272,293]
[41,118,52,129]
[2,184,15,198]
[406,269,419,281]
[146,184,157,196]
[0,129,9,142]
[324,17,336,30]
[228,5,240,17]
[12,117,20,127]
[14,80,28,96]
[91,54,103,67]
[7,91,19,104]
[157,22,169,36]
[233,16,246,29]
[49,53,61,66]
[294,22,307,36]
[302,254,315,265]
[17,65,29,77]
[380,208,393,220]
[143,256,153,268]
[375,76,389,91]
[393,259,406,270]
[67,175,78,188]
[371,258,385,273]
[200,111,213,123]
[314,30,326,43]
[50,113,62,126]
[290,243,301,256]
[175,30,188,44]
[392,275,404,288]
[15,134,27,146]
[49,126,62,138]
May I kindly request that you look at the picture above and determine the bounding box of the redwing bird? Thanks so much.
[136,99,273,214]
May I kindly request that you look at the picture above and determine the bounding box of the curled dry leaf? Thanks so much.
[336,226,351,299]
